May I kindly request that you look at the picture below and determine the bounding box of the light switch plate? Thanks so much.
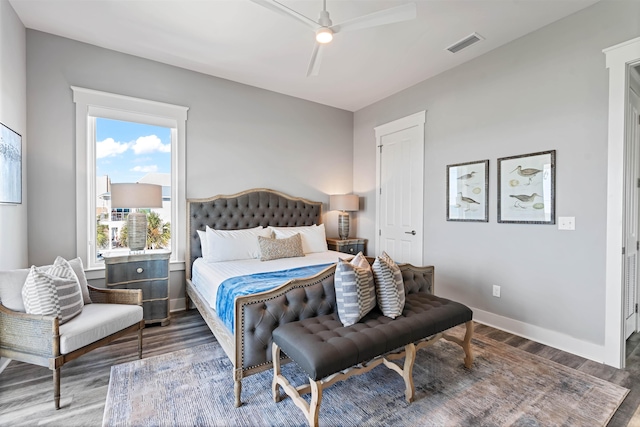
[558,216,575,230]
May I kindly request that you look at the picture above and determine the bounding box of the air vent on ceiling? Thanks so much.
[446,32,484,54]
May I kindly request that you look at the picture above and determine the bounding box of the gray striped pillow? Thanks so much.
[372,252,405,319]
[334,252,376,326]
[21,257,84,324]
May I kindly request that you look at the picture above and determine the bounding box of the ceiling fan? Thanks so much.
[250,0,417,76]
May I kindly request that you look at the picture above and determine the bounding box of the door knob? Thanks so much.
[405,230,416,235]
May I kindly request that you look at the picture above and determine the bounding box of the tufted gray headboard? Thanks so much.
[186,188,323,279]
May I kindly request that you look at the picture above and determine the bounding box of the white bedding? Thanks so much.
[191,250,345,311]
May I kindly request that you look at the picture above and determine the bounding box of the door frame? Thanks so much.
[374,110,426,259]
[604,37,640,368]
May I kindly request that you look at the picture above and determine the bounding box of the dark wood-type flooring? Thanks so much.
[1,310,639,426]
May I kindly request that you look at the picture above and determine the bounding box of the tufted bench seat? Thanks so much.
[271,292,473,426]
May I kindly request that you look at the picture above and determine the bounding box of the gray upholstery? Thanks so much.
[273,293,473,380]
[187,189,321,278]
[242,270,337,368]
[239,264,435,370]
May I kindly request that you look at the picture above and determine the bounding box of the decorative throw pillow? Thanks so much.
[334,252,377,326]
[22,260,84,324]
[67,257,92,304]
[372,251,405,319]
[258,234,305,261]
[269,224,328,254]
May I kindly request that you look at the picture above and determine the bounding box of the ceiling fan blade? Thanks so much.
[306,43,324,77]
[249,0,320,31]
[331,2,416,34]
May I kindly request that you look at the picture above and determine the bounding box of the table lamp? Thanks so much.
[330,194,359,240]
[111,183,163,251]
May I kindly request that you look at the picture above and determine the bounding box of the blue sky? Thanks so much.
[96,118,171,184]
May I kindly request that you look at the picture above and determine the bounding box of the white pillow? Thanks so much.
[269,224,328,254]
[205,226,272,262]
[197,230,209,259]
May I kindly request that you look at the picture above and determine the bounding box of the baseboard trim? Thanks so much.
[0,357,11,375]
[471,307,606,364]
[170,297,187,313]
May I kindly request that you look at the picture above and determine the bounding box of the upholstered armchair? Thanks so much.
[0,259,144,409]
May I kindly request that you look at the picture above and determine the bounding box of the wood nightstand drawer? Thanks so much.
[108,280,168,300]
[339,243,364,254]
[326,238,367,256]
[106,259,168,283]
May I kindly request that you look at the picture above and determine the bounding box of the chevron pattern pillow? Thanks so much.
[334,252,376,326]
[21,257,84,325]
[372,251,405,319]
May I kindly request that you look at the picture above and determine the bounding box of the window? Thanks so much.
[73,87,188,270]
[95,118,172,258]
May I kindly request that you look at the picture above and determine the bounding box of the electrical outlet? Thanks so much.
[558,216,575,231]
[492,285,501,298]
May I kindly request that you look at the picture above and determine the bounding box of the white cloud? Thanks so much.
[131,135,170,155]
[96,138,129,159]
[130,165,158,173]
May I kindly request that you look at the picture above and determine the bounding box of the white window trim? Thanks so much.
[72,86,188,271]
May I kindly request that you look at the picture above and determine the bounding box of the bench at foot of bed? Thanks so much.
[271,293,473,427]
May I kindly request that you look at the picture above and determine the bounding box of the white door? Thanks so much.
[375,111,425,265]
[624,87,640,339]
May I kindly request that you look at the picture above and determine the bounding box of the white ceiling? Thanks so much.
[9,0,600,112]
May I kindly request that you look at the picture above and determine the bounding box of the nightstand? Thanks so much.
[104,251,171,326]
[326,237,367,256]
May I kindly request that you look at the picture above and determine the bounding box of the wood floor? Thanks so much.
[1,310,639,426]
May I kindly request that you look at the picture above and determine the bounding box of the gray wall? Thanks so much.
[0,0,27,373]
[354,1,640,348]
[25,30,354,303]
[0,0,27,271]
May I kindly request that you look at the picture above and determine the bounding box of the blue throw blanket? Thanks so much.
[216,263,333,333]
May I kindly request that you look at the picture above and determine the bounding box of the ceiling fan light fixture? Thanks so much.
[315,27,333,44]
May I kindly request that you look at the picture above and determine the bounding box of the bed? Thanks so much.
[185,188,344,407]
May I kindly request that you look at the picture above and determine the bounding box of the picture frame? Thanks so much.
[446,159,489,222]
[498,150,555,224]
[0,122,22,205]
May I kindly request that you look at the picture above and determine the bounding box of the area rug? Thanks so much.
[103,330,628,426]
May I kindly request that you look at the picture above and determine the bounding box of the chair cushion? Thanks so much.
[59,303,143,354]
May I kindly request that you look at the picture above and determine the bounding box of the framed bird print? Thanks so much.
[498,150,555,224]
[446,159,489,222]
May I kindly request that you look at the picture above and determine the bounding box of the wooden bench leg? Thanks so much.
[272,343,282,402]
[308,379,322,427]
[462,320,474,369]
[53,367,61,410]
[402,343,416,403]
[442,321,474,369]
[138,328,143,359]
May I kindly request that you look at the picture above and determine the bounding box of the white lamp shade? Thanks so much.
[111,183,163,209]
[330,194,359,212]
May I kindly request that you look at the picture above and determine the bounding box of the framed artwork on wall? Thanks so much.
[446,159,489,222]
[0,122,22,205]
[498,150,555,224]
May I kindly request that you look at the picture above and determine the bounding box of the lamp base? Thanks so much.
[338,212,350,240]
[127,212,147,251]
